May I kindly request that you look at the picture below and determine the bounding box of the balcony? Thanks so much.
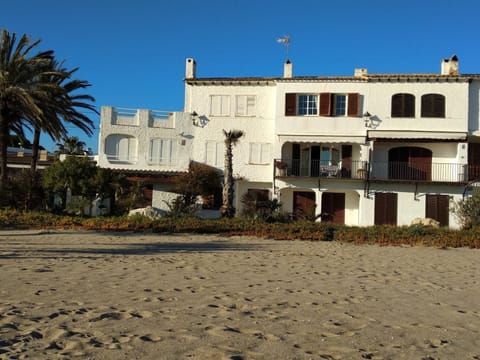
[275,159,368,180]
[275,159,476,183]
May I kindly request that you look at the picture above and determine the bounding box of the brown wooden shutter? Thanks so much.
[285,93,296,116]
[426,194,449,227]
[319,93,332,116]
[375,192,397,225]
[347,93,360,116]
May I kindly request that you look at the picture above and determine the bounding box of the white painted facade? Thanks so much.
[97,55,480,228]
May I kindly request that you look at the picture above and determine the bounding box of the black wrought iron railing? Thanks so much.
[275,159,473,183]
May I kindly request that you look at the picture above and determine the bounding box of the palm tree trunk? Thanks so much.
[30,127,41,172]
[222,142,234,217]
[0,111,9,187]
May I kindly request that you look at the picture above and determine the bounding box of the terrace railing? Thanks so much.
[275,158,469,183]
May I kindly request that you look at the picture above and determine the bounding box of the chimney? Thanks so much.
[185,58,196,79]
[284,60,293,78]
[354,68,368,77]
[441,55,459,75]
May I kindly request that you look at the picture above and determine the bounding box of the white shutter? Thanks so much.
[210,95,230,116]
[216,142,224,167]
[249,143,259,163]
[205,142,215,165]
[246,96,256,116]
[118,136,129,161]
[260,143,270,164]
[236,95,246,116]
[221,95,230,116]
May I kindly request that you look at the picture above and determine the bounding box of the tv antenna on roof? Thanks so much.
[276,34,291,62]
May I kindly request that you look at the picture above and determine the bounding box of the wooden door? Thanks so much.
[374,192,397,225]
[293,191,316,220]
[321,192,345,224]
[426,194,449,227]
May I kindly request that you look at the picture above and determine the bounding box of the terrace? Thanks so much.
[275,159,477,183]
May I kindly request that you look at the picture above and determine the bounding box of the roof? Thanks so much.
[185,73,478,85]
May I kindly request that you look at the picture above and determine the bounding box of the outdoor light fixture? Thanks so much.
[191,111,199,126]
[363,111,372,128]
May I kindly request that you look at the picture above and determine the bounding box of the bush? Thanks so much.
[452,189,480,229]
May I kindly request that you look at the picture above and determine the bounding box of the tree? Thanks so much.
[221,129,244,217]
[28,60,96,172]
[452,189,480,229]
[0,29,58,185]
[42,156,97,213]
[0,29,97,184]
[55,136,88,156]
[175,161,222,205]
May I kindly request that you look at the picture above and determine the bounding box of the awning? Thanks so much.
[277,135,366,144]
[367,130,467,141]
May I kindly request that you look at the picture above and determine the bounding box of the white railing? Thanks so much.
[105,154,138,164]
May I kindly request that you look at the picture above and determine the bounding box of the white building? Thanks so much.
[97,55,480,228]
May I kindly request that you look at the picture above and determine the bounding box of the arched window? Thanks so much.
[105,134,137,163]
[388,146,432,180]
[391,93,415,117]
[421,94,445,117]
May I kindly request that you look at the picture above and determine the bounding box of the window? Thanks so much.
[149,138,176,165]
[105,134,137,163]
[298,94,318,115]
[205,141,224,167]
[210,95,230,116]
[285,93,360,116]
[333,94,346,116]
[391,93,415,117]
[321,147,340,166]
[249,143,271,164]
[421,94,445,117]
[236,95,256,116]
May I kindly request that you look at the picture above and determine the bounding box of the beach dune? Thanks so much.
[0,230,479,359]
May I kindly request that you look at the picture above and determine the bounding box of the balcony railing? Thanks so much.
[275,159,368,180]
[275,158,474,183]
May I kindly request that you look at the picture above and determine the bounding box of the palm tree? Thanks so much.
[0,29,58,185]
[29,61,96,172]
[55,136,87,156]
[221,129,244,217]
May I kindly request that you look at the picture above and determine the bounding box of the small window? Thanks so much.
[391,93,415,117]
[149,138,176,165]
[205,141,223,168]
[236,95,256,116]
[298,94,318,115]
[421,94,445,118]
[249,143,271,164]
[210,95,230,116]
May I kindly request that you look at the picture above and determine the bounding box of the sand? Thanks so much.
[0,230,479,360]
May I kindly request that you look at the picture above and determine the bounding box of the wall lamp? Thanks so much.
[191,111,199,126]
[363,111,372,128]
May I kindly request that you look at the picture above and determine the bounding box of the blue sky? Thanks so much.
[3,0,480,153]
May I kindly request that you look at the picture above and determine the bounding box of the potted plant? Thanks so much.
[275,160,288,176]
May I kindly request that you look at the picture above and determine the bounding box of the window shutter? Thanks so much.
[285,93,296,116]
[404,94,415,117]
[319,93,332,116]
[391,94,402,117]
[260,143,270,163]
[347,93,360,116]
[216,142,224,167]
[421,94,433,117]
[433,94,445,117]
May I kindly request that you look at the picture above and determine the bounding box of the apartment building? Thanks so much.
[97,55,480,228]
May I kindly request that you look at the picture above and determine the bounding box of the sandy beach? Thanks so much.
[0,230,479,360]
